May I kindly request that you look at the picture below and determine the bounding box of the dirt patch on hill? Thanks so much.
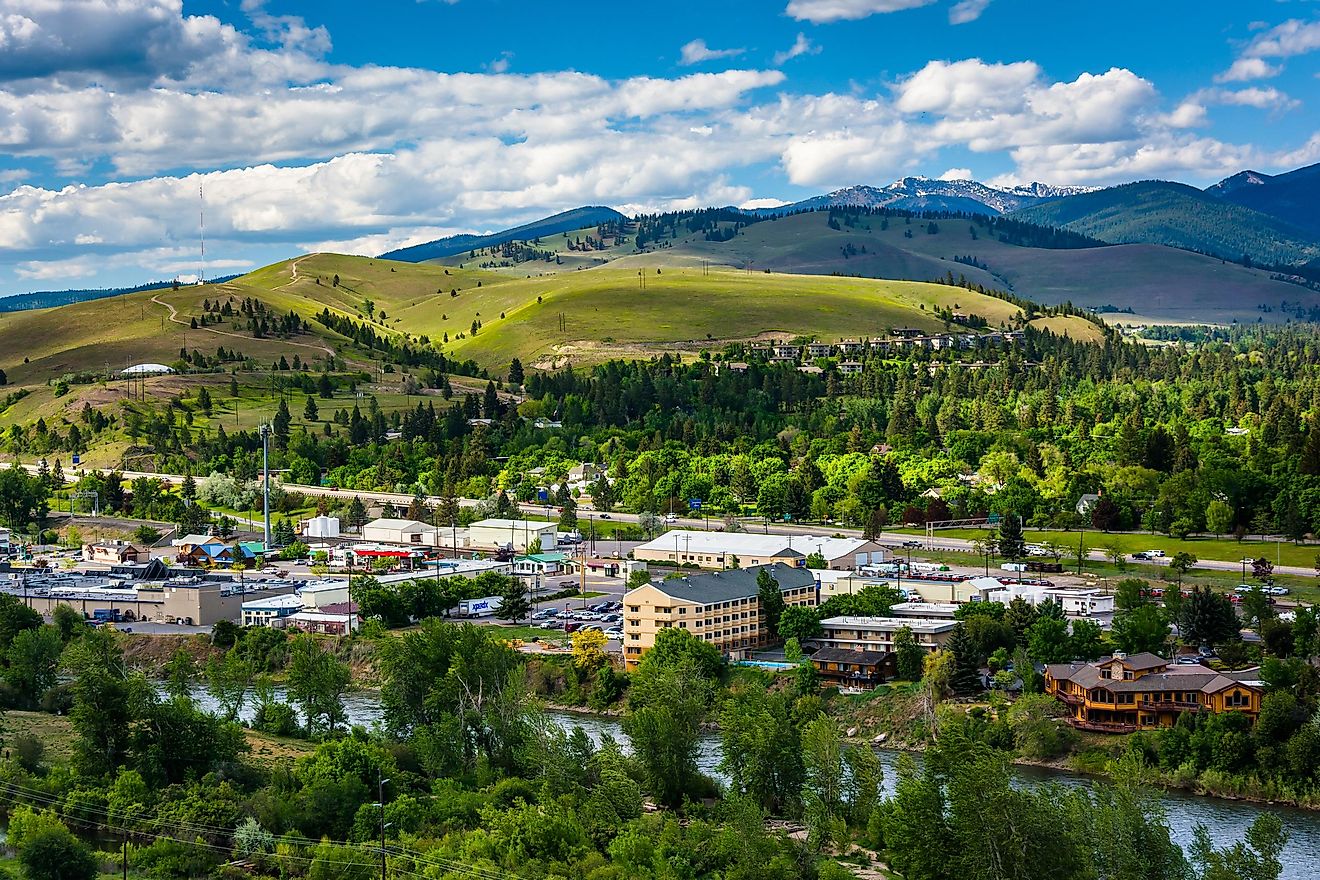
[121,632,218,669]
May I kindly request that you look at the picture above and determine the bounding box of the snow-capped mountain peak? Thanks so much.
[790,177,1097,215]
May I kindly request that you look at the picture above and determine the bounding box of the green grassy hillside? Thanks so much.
[1010,181,1320,268]
[427,209,1307,323]
[435,266,1023,368]
[0,253,1030,441]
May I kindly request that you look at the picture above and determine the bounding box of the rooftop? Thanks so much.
[470,518,556,530]
[364,518,435,531]
[811,646,889,665]
[637,530,872,560]
[241,594,305,611]
[637,562,815,605]
[819,615,958,634]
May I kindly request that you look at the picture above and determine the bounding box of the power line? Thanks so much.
[0,780,515,880]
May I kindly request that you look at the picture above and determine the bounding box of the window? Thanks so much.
[628,634,639,641]
[679,607,687,615]
[1123,671,1134,680]
[679,622,687,629]
[628,606,639,613]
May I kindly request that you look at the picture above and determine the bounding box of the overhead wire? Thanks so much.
[0,778,517,880]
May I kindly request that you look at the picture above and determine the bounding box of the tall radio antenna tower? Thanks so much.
[197,183,206,285]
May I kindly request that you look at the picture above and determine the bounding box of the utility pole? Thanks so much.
[377,771,390,880]
[259,423,271,549]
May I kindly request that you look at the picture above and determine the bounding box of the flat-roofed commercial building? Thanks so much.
[634,530,886,570]
[816,615,958,654]
[468,519,558,553]
[622,562,816,667]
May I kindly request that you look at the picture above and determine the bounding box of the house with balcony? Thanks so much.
[814,616,957,654]
[1045,652,1264,732]
[810,646,893,689]
[805,342,834,359]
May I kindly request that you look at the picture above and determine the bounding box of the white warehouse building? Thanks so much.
[468,519,558,553]
[634,530,887,570]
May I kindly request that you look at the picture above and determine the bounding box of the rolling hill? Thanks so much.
[427,208,1308,323]
[1009,180,1320,268]
[379,206,625,263]
[0,251,1044,435]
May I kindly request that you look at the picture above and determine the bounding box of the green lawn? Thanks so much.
[913,543,1320,605]
[906,526,1320,571]
[488,624,568,642]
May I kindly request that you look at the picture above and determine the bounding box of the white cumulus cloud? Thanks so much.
[949,0,991,25]
[773,33,820,66]
[1215,57,1282,83]
[679,39,745,65]
[785,0,936,24]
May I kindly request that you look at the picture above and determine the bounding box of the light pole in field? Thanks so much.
[1076,493,1099,577]
[259,423,271,550]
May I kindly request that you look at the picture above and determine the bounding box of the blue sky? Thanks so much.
[0,0,1317,294]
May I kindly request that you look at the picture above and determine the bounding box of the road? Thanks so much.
[6,462,1315,580]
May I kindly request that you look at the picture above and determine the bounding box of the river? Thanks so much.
[188,686,1320,880]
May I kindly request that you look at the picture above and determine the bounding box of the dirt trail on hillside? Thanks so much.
[151,288,337,358]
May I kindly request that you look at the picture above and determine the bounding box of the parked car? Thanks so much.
[664,513,677,523]
[603,627,623,639]
[1131,551,1152,560]
[1146,549,1166,558]
[1269,586,1290,596]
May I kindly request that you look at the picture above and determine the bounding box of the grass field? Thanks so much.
[436,210,1302,324]
[909,526,1320,571]
[441,266,1023,368]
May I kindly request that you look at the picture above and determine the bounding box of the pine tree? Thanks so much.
[303,396,319,422]
[347,496,368,531]
[997,512,1025,561]
[946,623,981,695]
[272,399,292,448]
[508,357,524,386]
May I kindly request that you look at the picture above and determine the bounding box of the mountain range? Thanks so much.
[379,206,625,263]
[1205,163,1320,239]
[760,177,1098,216]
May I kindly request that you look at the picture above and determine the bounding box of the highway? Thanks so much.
[5,461,1315,579]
